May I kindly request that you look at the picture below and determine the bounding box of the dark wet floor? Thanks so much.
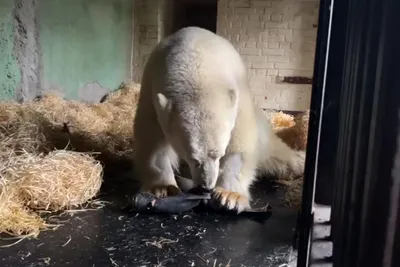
[0,168,298,267]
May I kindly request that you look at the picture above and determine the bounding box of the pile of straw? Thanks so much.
[6,150,103,211]
[263,110,296,131]
[275,110,310,151]
[29,82,141,165]
[0,151,103,240]
[0,82,141,244]
[264,109,310,207]
[0,117,104,242]
[0,82,141,167]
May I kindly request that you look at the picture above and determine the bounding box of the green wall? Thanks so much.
[0,1,21,100]
[38,0,133,100]
[0,0,133,101]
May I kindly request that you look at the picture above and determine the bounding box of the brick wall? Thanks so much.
[217,0,320,111]
[132,0,320,111]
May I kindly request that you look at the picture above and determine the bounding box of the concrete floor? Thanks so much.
[0,174,300,267]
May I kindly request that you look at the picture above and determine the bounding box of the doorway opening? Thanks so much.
[168,0,218,35]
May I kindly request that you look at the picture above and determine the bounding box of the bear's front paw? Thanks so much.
[211,187,250,213]
[142,184,182,198]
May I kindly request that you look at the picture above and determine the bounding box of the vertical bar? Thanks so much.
[296,0,334,266]
[130,0,135,81]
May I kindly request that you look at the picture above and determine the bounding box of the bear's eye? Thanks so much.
[194,161,201,168]
[192,159,201,168]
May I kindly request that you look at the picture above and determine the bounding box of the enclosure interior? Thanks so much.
[0,0,321,266]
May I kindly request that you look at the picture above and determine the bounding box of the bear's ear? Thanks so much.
[157,93,172,113]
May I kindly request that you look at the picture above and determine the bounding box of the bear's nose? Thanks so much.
[189,185,212,195]
[200,183,214,191]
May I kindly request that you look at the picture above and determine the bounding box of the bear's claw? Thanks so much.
[211,187,250,213]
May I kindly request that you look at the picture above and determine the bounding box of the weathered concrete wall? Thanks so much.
[0,1,21,100]
[38,0,133,102]
[14,0,41,102]
[0,0,133,103]
[131,0,160,83]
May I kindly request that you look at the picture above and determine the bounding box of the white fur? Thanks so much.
[133,27,305,210]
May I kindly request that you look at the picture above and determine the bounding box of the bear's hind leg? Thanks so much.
[261,133,306,180]
[212,153,257,213]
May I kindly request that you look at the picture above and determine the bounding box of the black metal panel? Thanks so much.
[311,0,351,206]
[329,0,400,266]
[295,0,333,266]
[392,201,400,267]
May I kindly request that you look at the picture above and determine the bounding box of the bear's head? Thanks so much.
[155,88,238,190]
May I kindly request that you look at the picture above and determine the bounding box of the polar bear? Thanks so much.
[132,27,305,212]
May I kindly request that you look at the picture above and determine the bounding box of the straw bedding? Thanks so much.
[0,82,140,244]
[0,118,104,243]
[0,150,103,242]
[26,82,141,165]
